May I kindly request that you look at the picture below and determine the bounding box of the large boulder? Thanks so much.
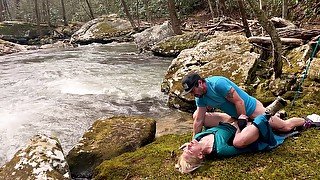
[0,21,52,45]
[70,14,134,45]
[151,31,213,57]
[161,32,260,111]
[66,116,156,179]
[0,39,27,56]
[0,134,71,179]
[133,21,175,51]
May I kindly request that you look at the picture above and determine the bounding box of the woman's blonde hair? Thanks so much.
[176,152,203,173]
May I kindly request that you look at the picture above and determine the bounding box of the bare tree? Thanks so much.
[120,0,137,30]
[282,0,288,19]
[61,0,68,25]
[143,0,152,24]
[237,0,251,37]
[44,0,51,26]
[34,0,41,37]
[167,0,182,35]
[15,0,22,20]
[136,0,140,28]
[0,0,4,21]
[85,0,94,19]
[207,0,215,21]
[219,0,226,16]
[3,0,11,20]
[245,0,283,78]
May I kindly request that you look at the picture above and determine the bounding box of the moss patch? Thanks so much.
[94,128,320,179]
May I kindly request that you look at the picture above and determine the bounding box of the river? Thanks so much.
[0,42,174,165]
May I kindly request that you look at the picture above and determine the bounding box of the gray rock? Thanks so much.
[161,32,259,111]
[133,21,175,51]
[0,134,71,179]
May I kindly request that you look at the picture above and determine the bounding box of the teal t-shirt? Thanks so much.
[195,76,256,118]
[194,115,286,158]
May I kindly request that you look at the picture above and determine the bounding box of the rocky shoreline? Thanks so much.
[1,14,320,179]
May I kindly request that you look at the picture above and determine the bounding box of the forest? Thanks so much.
[0,0,318,28]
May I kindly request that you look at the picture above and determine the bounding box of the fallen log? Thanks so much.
[277,29,320,40]
[248,36,303,46]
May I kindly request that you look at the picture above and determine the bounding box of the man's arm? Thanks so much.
[225,87,247,118]
[193,107,207,137]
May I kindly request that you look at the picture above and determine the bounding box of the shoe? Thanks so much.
[275,110,287,119]
[303,114,320,128]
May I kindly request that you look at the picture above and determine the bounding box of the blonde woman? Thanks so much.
[176,112,320,173]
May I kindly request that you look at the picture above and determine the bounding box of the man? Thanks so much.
[181,73,317,138]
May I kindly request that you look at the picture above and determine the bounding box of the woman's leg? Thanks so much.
[232,122,260,148]
[250,100,305,132]
[193,110,235,128]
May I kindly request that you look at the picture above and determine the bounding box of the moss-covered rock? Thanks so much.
[151,31,212,57]
[70,15,133,45]
[0,21,52,44]
[0,134,70,179]
[66,116,156,178]
[161,32,259,111]
[94,124,320,179]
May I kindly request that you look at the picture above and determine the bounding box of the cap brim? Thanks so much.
[181,87,194,95]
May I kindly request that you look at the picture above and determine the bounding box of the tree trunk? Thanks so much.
[167,0,182,35]
[248,37,303,46]
[85,0,94,19]
[0,0,4,21]
[61,0,68,25]
[15,0,21,20]
[44,0,51,26]
[143,0,152,24]
[120,0,137,30]
[207,0,215,21]
[237,0,251,37]
[245,0,283,78]
[136,0,140,28]
[215,0,219,17]
[3,0,11,20]
[34,0,41,37]
[219,0,226,16]
[282,0,288,19]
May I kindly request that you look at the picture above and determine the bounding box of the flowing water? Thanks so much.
[0,42,174,165]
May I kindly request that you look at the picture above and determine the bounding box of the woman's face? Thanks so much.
[182,139,203,159]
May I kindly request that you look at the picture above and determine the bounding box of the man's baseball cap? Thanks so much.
[181,73,201,95]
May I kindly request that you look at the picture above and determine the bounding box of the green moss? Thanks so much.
[94,129,320,179]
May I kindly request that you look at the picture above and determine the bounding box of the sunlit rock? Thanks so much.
[66,116,156,179]
[0,134,71,179]
[133,21,175,52]
[161,32,259,111]
[151,31,212,57]
[70,15,133,45]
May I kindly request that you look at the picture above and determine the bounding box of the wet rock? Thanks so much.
[66,115,156,179]
[0,134,71,179]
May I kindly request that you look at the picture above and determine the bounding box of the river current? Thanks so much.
[0,42,173,165]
